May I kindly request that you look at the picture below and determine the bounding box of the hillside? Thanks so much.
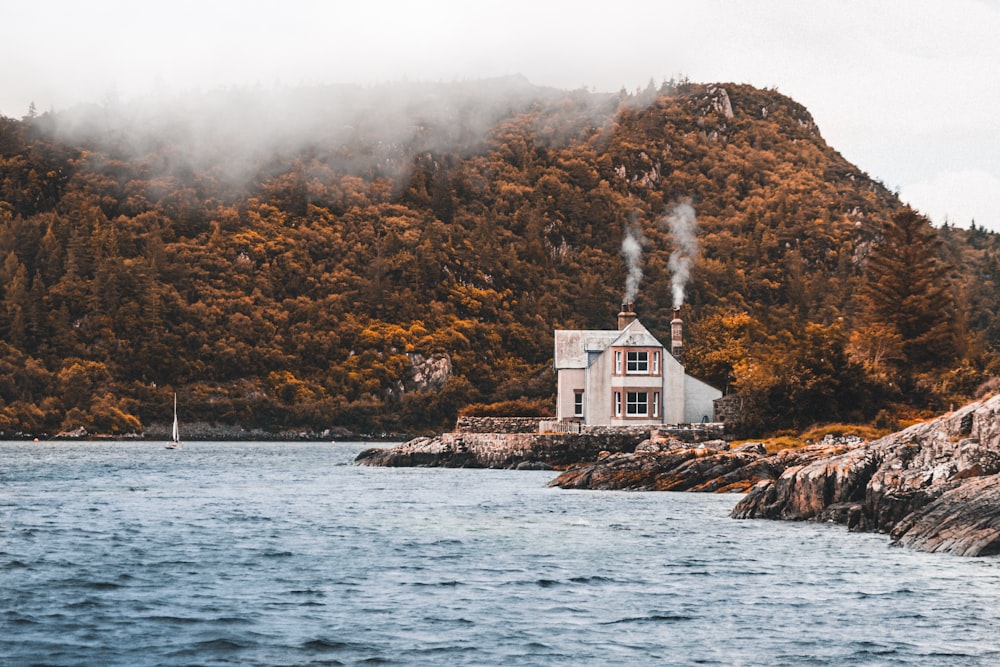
[0,78,997,436]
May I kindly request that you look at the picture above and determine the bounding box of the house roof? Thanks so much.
[554,319,665,369]
[610,319,664,349]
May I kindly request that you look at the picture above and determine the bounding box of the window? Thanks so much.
[574,391,584,417]
[653,392,660,418]
[653,351,660,374]
[626,391,649,416]
[614,391,622,417]
[614,350,622,374]
[626,350,648,374]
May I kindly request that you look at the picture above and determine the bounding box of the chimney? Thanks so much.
[671,307,683,361]
[617,302,637,330]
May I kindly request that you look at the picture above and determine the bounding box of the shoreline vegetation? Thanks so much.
[11,423,411,442]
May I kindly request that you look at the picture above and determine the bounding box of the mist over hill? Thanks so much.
[0,78,997,436]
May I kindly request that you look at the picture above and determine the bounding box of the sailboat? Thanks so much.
[165,393,181,449]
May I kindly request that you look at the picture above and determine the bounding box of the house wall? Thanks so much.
[609,373,666,426]
[588,345,684,427]
[555,368,585,421]
[684,375,723,423]
[584,349,613,425]
[661,353,686,423]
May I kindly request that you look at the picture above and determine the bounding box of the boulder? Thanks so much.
[890,474,1000,556]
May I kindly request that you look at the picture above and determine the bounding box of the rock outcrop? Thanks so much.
[889,475,1000,556]
[548,438,861,492]
[732,394,1000,556]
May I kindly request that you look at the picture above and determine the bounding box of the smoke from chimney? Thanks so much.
[660,200,698,308]
[621,216,647,304]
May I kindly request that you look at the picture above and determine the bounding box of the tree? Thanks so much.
[854,210,956,394]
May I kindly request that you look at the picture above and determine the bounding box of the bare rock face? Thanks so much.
[732,394,1000,556]
[405,353,452,392]
[890,474,1000,556]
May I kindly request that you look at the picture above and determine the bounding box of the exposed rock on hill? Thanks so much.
[732,394,1000,556]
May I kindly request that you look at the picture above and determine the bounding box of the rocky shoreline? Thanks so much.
[547,437,863,493]
[358,394,1000,556]
[732,393,1000,556]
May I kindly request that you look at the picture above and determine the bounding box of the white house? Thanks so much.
[554,304,721,426]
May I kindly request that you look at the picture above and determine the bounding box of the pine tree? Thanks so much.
[856,210,956,385]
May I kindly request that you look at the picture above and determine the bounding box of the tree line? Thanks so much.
[0,80,996,436]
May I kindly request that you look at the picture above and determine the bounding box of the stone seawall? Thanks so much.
[455,416,548,434]
[355,429,648,469]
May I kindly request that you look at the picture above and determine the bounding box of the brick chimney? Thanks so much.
[671,307,683,360]
[617,302,637,330]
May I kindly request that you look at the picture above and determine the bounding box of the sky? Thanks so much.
[3,0,999,231]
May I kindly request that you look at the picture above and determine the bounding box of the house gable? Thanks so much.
[608,319,664,350]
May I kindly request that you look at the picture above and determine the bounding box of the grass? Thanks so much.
[734,423,892,454]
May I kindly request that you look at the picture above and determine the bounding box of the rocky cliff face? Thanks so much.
[732,394,1000,556]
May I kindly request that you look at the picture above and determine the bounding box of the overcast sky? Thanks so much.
[4,0,999,231]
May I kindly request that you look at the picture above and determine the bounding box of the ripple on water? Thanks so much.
[602,613,697,625]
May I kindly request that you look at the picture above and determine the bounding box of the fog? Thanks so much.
[4,0,999,230]
[38,77,620,189]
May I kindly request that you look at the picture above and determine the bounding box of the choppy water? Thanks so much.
[2,441,999,666]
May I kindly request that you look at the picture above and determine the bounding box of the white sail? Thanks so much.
[167,393,181,449]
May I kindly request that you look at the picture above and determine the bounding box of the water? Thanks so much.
[2,441,999,666]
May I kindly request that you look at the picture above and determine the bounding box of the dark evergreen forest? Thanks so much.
[1,79,997,436]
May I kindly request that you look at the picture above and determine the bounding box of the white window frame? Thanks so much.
[653,351,660,375]
[614,391,622,417]
[626,350,648,374]
[614,350,622,374]
[626,391,649,417]
[653,391,660,418]
[574,391,584,417]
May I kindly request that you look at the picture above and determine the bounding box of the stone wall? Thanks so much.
[581,424,653,438]
[455,416,550,434]
[539,420,581,434]
[652,423,728,443]
[356,428,650,469]
[713,395,742,423]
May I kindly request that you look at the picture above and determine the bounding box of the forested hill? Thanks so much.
[1,78,998,437]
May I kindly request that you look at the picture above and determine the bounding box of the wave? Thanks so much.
[602,613,696,625]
